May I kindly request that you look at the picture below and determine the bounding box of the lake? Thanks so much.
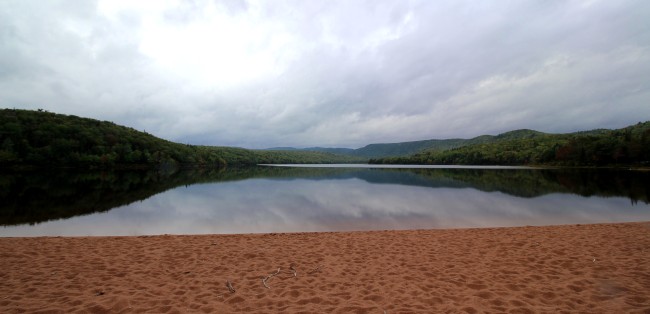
[1,165,649,236]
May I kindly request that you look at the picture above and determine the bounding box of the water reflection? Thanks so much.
[1,166,649,236]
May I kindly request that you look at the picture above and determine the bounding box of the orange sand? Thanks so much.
[1,222,650,313]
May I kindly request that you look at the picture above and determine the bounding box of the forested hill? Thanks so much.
[0,109,363,169]
[370,122,650,166]
[351,129,551,158]
[273,129,608,159]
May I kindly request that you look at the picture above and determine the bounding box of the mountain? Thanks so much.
[0,109,364,169]
[370,122,650,166]
[352,129,547,158]
[271,129,551,159]
[272,129,632,163]
[300,147,356,155]
[265,147,356,155]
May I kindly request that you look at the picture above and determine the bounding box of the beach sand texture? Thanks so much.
[1,222,649,313]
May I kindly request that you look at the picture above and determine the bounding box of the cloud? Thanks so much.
[1,0,649,148]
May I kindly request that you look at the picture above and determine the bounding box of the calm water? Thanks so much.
[1,165,649,236]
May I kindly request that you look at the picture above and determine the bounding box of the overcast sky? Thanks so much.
[1,0,649,148]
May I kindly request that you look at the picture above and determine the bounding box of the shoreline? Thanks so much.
[2,222,649,313]
[2,220,649,238]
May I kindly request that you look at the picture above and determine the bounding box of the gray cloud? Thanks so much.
[1,0,649,148]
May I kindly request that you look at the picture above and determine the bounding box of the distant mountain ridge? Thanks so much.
[267,128,611,159]
[266,147,356,155]
[370,122,650,166]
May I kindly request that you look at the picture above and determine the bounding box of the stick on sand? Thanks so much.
[262,268,281,289]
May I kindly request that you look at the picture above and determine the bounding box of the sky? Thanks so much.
[1,0,649,149]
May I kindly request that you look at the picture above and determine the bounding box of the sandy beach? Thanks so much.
[1,222,649,313]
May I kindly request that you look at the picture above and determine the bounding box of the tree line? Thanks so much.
[370,122,650,167]
[0,109,363,169]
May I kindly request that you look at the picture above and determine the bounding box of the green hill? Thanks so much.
[0,109,364,169]
[351,129,548,158]
[275,129,552,159]
[370,122,650,166]
[350,139,465,158]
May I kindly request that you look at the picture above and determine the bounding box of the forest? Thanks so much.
[2,109,649,169]
[370,122,650,167]
[0,109,363,169]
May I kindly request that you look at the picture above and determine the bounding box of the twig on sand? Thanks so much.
[262,267,282,289]
[216,281,236,298]
[226,280,236,293]
[307,264,323,274]
[289,264,297,277]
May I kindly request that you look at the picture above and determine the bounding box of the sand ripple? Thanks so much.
[1,222,650,313]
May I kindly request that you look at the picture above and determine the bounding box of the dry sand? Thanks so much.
[1,222,649,313]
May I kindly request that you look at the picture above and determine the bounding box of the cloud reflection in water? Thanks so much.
[3,172,649,237]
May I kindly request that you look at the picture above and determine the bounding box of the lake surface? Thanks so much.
[1,165,649,236]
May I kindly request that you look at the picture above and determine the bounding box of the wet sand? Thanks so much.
[1,222,649,313]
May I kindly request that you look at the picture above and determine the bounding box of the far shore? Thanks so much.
[1,222,649,313]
